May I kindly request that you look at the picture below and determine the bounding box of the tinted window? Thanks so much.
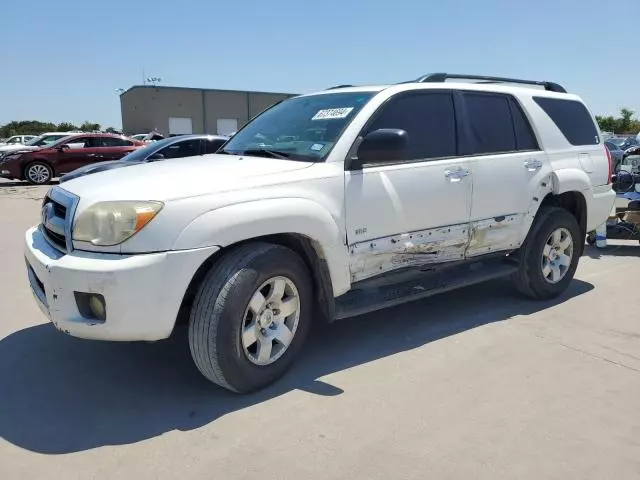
[509,98,539,150]
[364,92,456,162]
[98,137,132,147]
[533,97,599,146]
[64,137,92,148]
[204,138,226,154]
[158,139,201,159]
[464,93,515,154]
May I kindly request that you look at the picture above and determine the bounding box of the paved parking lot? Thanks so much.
[1,178,639,479]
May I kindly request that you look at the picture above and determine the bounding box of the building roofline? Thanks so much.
[120,85,298,97]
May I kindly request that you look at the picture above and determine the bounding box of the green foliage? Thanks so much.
[0,120,108,138]
[80,121,101,132]
[55,122,79,132]
[104,126,119,133]
[596,108,640,134]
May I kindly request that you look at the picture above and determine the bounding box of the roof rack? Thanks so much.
[326,84,355,90]
[412,73,567,93]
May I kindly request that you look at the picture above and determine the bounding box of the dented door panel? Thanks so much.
[348,223,469,282]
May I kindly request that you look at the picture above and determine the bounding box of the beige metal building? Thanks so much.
[119,85,297,137]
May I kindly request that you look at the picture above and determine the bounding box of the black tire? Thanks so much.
[512,207,581,300]
[188,243,313,393]
[24,161,53,185]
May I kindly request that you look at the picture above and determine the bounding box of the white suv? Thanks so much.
[24,73,615,393]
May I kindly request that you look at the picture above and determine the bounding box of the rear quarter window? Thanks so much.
[533,97,599,146]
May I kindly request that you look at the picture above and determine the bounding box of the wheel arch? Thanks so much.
[176,232,337,327]
[173,198,351,326]
[538,190,587,254]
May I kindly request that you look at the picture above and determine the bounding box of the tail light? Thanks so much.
[604,145,613,184]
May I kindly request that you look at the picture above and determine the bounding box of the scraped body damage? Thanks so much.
[349,215,523,282]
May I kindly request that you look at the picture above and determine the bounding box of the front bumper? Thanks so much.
[24,226,219,341]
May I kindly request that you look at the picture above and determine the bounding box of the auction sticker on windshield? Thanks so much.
[312,108,354,120]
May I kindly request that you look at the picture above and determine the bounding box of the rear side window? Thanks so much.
[533,97,599,146]
[364,92,457,161]
[204,138,226,154]
[508,98,539,151]
[464,93,515,154]
[99,137,133,147]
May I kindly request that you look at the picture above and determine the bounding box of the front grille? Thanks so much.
[40,187,79,253]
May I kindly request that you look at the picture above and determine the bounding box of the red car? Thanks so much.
[0,133,144,185]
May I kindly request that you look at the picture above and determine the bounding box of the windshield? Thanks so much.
[120,136,178,162]
[26,134,72,147]
[221,91,376,161]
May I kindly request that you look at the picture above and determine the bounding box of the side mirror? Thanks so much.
[352,129,409,169]
[148,152,165,161]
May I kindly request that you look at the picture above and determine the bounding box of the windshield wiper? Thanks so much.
[239,148,291,160]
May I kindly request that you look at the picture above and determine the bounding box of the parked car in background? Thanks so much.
[60,134,228,182]
[624,144,640,157]
[604,140,625,171]
[0,134,37,146]
[619,136,639,150]
[606,137,627,148]
[0,132,78,158]
[130,132,165,143]
[0,133,144,184]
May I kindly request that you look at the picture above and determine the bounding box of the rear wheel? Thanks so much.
[188,243,313,393]
[513,207,581,300]
[24,162,53,185]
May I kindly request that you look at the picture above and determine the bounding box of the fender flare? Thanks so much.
[551,168,592,196]
[173,198,351,295]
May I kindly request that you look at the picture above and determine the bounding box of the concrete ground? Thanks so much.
[1,178,639,479]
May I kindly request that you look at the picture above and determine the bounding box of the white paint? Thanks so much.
[216,118,238,136]
[24,226,219,341]
[168,117,193,135]
[24,79,616,341]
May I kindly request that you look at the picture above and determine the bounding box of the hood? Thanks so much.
[0,145,39,154]
[60,160,141,183]
[60,154,314,203]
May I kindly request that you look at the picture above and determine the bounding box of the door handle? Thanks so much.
[444,167,470,181]
[524,159,542,172]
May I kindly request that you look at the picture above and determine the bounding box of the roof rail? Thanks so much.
[413,73,567,93]
[326,84,355,90]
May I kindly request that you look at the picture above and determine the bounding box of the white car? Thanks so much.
[0,132,77,157]
[129,132,165,143]
[0,134,37,146]
[24,73,614,393]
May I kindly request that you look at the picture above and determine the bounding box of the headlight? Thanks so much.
[73,201,163,246]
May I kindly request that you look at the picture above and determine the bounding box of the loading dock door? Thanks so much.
[217,118,238,136]
[169,117,193,135]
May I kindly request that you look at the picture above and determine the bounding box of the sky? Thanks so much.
[1,0,638,129]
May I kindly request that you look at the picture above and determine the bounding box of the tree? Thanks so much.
[104,126,120,134]
[80,121,101,132]
[619,108,635,133]
[595,108,640,134]
[56,122,78,132]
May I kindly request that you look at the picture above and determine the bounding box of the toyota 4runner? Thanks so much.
[24,73,615,393]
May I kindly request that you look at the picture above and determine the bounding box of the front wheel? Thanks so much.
[513,207,581,300]
[188,243,313,393]
[24,162,53,185]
